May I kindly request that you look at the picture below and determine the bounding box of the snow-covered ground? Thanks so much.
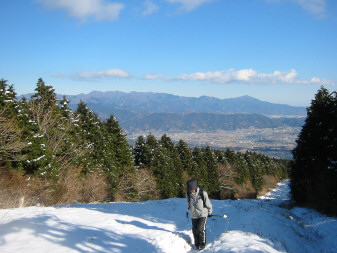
[0,181,336,252]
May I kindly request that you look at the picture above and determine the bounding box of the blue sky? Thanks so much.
[1,0,337,107]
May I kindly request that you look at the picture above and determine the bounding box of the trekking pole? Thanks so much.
[210,214,227,218]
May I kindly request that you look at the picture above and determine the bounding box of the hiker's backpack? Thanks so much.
[187,188,207,209]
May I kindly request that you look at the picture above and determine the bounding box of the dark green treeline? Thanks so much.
[1,78,289,202]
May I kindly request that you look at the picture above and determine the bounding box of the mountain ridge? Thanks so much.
[55,90,305,133]
[21,90,306,133]
[63,90,306,117]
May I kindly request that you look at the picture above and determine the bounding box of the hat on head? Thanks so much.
[187,179,198,191]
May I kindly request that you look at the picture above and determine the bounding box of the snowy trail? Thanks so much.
[0,181,336,252]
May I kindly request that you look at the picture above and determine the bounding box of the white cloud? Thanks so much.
[36,0,124,22]
[143,68,329,85]
[165,0,212,12]
[55,68,332,85]
[143,74,167,80]
[74,68,131,81]
[143,0,159,16]
[266,0,326,16]
[234,69,257,82]
[291,0,326,15]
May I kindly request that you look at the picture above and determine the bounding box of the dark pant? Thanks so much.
[192,217,207,248]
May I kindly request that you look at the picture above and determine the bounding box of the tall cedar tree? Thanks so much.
[224,149,249,185]
[245,151,264,191]
[134,135,147,168]
[0,79,17,117]
[104,115,133,169]
[76,102,133,191]
[192,147,208,189]
[151,135,184,198]
[133,134,158,169]
[203,146,220,198]
[54,95,88,172]
[177,139,195,176]
[20,78,60,175]
[144,134,158,167]
[76,101,110,173]
[291,87,337,215]
[0,79,26,165]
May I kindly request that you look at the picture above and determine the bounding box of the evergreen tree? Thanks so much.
[76,101,105,173]
[134,135,147,168]
[143,134,158,168]
[224,149,249,185]
[151,143,170,197]
[59,95,72,118]
[245,151,263,191]
[12,79,59,175]
[223,149,237,164]
[162,135,184,195]
[291,87,337,215]
[51,95,89,173]
[214,149,228,166]
[31,78,57,109]
[0,79,18,117]
[151,135,184,198]
[25,79,78,176]
[104,115,133,168]
[19,101,52,175]
[177,139,195,175]
[0,79,8,107]
[76,102,134,192]
[192,147,208,188]
[0,80,26,165]
[203,146,220,198]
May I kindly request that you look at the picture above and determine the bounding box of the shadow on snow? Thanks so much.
[0,214,158,252]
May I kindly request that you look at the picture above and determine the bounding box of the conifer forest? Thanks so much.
[2,78,336,216]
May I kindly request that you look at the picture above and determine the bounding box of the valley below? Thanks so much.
[127,126,301,160]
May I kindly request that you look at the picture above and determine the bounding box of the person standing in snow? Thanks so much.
[186,179,213,250]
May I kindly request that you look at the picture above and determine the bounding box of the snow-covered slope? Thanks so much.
[0,181,336,252]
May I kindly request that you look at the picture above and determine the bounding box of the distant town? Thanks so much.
[127,126,301,160]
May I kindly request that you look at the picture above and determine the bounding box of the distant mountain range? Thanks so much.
[60,91,306,133]
[65,91,306,116]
